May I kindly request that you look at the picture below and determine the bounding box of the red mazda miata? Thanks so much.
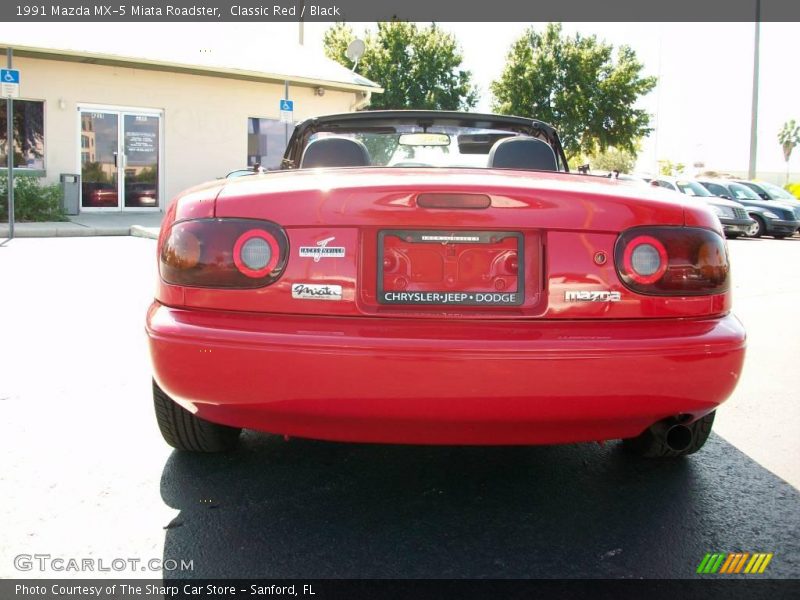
[146,111,746,457]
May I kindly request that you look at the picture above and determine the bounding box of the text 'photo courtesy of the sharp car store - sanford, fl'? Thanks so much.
[1,2,800,600]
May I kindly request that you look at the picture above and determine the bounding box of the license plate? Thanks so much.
[377,230,524,306]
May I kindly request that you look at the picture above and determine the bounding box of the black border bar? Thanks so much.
[2,579,800,600]
[1,0,799,22]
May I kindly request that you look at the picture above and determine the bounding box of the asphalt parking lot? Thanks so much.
[0,235,798,579]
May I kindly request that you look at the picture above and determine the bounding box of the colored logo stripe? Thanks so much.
[719,553,749,573]
[698,552,773,574]
[697,553,726,573]
[734,553,750,573]
[744,553,773,574]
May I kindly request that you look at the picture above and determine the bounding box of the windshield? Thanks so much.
[728,182,761,200]
[757,181,796,200]
[675,180,712,197]
[307,127,547,169]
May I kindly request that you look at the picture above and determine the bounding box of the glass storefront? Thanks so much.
[80,107,161,210]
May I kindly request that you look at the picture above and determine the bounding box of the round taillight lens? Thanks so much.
[622,235,668,284]
[233,229,280,278]
[241,237,272,270]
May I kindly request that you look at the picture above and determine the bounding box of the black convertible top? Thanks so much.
[282,110,570,172]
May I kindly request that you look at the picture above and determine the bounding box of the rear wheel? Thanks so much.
[623,412,715,458]
[153,379,241,452]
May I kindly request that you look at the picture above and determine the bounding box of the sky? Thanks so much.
[300,21,800,178]
[5,20,799,178]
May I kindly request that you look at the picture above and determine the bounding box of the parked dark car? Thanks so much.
[652,177,754,238]
[734,179,799,203]
[697,179,800,239]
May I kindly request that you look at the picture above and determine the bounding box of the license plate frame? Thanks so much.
[377,230,525,307]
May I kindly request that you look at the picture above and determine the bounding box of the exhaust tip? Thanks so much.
[665,424,693,453]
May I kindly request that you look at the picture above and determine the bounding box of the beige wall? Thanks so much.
[13,55,360,206]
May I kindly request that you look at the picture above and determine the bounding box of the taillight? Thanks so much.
[160,218,289,288]
[615,227,729,295]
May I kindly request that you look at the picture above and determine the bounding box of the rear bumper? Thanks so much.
[146,303,746,445]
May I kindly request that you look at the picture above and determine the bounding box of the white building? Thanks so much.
[0,25,382,213]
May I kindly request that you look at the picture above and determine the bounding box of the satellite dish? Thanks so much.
[346,39,365,70]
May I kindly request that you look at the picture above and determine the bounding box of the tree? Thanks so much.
[491,23,656,162]
[586,145,638,174]
[778,119,800,183]
[323,22,478,111]
[658,159,685,177]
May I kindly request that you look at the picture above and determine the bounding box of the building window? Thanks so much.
[0,100,45,169]
[247,118,294,170]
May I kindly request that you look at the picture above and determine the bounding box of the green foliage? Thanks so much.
[491,23,656,161]
[785,182,800,200]
[323,21,478,111]
[658,159,685,177]
[778,119,800,163]
[585,146,638,173]
[0,174,67,222]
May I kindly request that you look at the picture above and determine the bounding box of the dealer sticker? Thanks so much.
[299,236,345,262]
[292,283,343,301]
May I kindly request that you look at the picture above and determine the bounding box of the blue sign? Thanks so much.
[280,99,294,112]
[1,69,20,84]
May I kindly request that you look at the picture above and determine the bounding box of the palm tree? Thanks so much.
[778,119,800,183]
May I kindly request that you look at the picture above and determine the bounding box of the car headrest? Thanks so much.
[300,137,371,169]
[488,136,558,171]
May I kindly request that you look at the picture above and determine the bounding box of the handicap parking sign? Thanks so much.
[280,99,294,123]
[1,69,20,98]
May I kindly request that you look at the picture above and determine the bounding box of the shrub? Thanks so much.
[0,173,67,222]
[785,182,800,200]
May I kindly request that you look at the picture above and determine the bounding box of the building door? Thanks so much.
[79,107,162,211]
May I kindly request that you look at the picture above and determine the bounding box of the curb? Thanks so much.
[130,225,159,240]
[1,225,160,239]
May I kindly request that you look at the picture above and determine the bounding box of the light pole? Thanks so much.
[5,46,14,240]
[748,0,761,179]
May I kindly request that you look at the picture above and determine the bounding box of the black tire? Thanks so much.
[748,215,765,238]
[622,412,715,458]
[153,379,241,452]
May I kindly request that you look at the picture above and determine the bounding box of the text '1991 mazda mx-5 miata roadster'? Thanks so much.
[146,111,746,458]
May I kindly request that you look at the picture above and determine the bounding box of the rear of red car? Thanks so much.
[146,112,745,456]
